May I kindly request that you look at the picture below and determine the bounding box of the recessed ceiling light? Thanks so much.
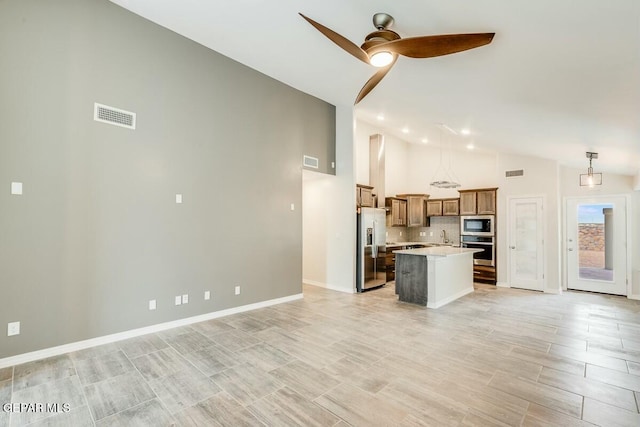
[377,114,385,121]
[466,143,475,150]
[461,128,471,136]
[402,127,409,134]
[421,138,428,144]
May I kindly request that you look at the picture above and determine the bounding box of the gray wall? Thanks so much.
[0,0,335,358]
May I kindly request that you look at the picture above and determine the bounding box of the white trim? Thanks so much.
[544,287,561,294]
[496,281,510,288]
[0,293,302,369]
[627,294,640,301]
[303,279,355,294]
[427,287,474,309]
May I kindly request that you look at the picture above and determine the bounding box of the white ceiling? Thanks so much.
[110,0,640,175]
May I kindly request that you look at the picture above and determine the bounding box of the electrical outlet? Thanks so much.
[175,194,183,204]
[331,161,335,169]
[290,203,295,211]
[204,291,210,300]
[149,300,156,310]
[182,294,189,304]
[385,231,388,237]
[399,231,403,236]
[235,286,241,295]
[175,296,182,306]
[430,232,433,237]
[7,321,20,336]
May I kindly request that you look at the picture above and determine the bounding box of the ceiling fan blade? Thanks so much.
[370,33,495,59]
[299,13,370,64]
[355,56,398,105]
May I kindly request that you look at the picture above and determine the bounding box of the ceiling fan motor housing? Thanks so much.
[373,13,394,30]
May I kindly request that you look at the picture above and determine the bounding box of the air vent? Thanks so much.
[303,155,319,169]
[94,103,136,129]
[505,169,524,178]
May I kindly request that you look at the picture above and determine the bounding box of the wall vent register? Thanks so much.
[303,155,319,169]
[505,169,524,178]
[94,103,136,129]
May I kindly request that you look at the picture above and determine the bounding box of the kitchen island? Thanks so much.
[394,247,481,308]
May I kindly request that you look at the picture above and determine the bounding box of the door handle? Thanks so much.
[568,248,574,251]
[510,246,516,249]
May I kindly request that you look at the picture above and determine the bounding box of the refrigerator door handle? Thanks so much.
[372,221,377,258]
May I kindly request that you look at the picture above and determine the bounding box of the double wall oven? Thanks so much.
[460,215,495,266]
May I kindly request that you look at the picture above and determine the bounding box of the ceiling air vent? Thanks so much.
[94,103,136,130]
[303,155,319,169]
[505,169,524,178]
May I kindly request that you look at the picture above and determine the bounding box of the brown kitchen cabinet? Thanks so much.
[386,197,407,226]
[442,198,460,216]
[396,194,429,227]
[458,188,497,215]
[356,184,375,208]
[426,200,442,217]
[427,198,460,216]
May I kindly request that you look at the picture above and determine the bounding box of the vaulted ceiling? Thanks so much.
[110,0,640,175]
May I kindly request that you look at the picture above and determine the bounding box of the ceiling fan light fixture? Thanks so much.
[369,51,393,67]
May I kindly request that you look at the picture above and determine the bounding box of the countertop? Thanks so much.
[386,242,460,249]
[393,247,481,257]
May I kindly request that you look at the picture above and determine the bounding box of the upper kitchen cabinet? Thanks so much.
[458,188,498,215]
[396,194,429,227]
[386,197,407,226]
[427,198,460,217]
[302,102,336,175]
[442,198,460,216]
[426,200,442,217]
[357,184,375,208]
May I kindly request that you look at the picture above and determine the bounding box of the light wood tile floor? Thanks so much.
[2,283,640,426]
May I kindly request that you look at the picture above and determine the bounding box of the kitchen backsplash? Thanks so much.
[386,216,460,245]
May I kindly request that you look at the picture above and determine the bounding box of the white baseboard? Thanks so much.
[427,287,474,309]
[303,279,355,294]
[544,287,561,294]
[496,281,510,288]
[629,294,640,301]
[0,293,303,369]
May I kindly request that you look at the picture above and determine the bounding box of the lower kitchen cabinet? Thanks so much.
[473,265,496,283]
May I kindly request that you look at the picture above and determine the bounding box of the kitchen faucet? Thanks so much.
[440,229,447,244]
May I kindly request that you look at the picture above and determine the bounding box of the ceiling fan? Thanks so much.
[299,12,495,104]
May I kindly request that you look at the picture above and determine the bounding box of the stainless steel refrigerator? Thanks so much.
[356,207,387,292]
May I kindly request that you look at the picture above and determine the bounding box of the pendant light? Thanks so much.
[580,152,602,187]
[430,125,461,188]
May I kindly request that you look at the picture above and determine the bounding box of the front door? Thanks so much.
[566,196,627,295]
[508,197,545,291]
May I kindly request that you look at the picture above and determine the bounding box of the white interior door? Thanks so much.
[508,197,545,291]
[566,197,627,295]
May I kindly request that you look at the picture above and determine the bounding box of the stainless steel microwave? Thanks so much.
[460,215,495,236]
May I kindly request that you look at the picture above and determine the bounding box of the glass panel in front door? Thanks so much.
[577,203,613,282]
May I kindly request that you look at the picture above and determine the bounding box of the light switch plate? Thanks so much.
[204,291,210,300]
[149,300,156,310]
[175,194,183,204]
[182,294,189,304]
[235,286,240,295]
[290,203,295,211]
[11,182,23,195]
[175,296,182,306]
[7,321,20,336]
